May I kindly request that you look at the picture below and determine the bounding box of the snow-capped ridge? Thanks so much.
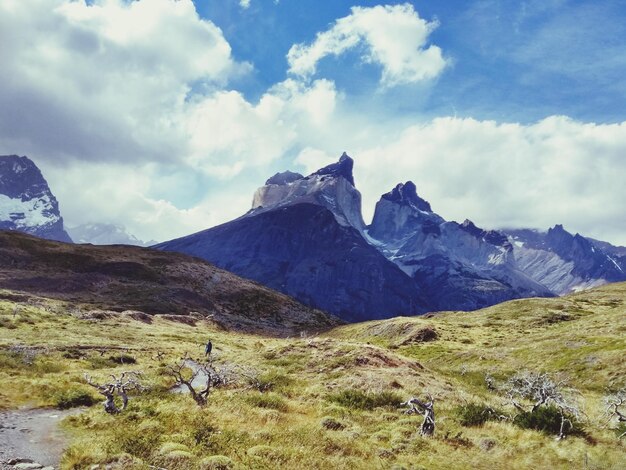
[0,155,71,242]
[68,222,156,247]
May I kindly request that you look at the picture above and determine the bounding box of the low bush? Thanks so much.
[199,455,234,470]
[454,402,506,427]
[321,416,345,430]
[245,392,289,412]
[328,390,403,410]
[109,354,137,365]
[54,388,98,409]
[513,405,584,437]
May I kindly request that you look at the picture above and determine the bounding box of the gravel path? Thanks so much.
[0,408,82,469]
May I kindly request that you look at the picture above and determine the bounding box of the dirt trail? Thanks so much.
[0,408,81,468]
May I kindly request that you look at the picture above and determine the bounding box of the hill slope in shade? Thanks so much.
[0,230,339,335]
[156,203,428,322]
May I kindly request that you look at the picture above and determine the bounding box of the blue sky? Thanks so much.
[196,0,626,123]
[0,0,625,244]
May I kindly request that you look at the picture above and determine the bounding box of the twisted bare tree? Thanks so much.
[604,389,626,439]
[84,371,144,414]
[402,395,435,436]
[504,371,582,439]
[165,353,236,406]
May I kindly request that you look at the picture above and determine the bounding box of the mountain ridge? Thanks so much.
[0,155,71,243]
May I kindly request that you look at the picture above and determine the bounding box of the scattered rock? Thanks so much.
[14,463,43,469]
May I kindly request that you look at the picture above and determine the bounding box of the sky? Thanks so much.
[0,0,625,245]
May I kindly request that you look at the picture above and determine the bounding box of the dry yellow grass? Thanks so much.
[1,282,625,469]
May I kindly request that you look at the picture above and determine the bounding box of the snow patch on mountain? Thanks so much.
[0,155,71,242]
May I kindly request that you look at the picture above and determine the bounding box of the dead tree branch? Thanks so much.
[165,353,235,406]
[84,371,144,414]
[402,395,435,436]
[604,389,626,439]
[503,371,582,439]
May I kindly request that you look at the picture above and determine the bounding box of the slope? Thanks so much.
[0,282,624,469]
[0,230,339,335]
[156,203,428,322]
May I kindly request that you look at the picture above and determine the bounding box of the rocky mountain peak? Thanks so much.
[382,181,432,212]
[310,152,355,186]
[250,152,365,231]
[459,219,511,248]
[0,154,72,242]
[265,171,303,186]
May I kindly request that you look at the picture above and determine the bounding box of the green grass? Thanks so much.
[0,283,625,469]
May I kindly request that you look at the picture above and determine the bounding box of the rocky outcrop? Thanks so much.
[250,153,365,231]
[367,181,552,311]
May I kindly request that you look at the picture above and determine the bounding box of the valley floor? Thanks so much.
[0,283,625,469]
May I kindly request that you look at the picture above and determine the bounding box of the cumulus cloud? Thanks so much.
[297,116,626,245]
[0,0,248,164]
[239,0,251,9]
[1,0,624,246]
[287,3,447,87]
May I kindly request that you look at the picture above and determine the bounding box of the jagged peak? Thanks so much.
[310,152,355,186]
[382,181,432,212]
[459,219,510,248]
[265,171,303,186]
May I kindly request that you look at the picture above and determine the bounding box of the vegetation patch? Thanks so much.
[54,387,98,409]
[513,405,585,437]
[453,402,506,427]
[328,389,403,410]
[245,392,289,412]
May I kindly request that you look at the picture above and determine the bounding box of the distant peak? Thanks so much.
[310,152,355,186]
[265,171,303,186]
[382,181,432,212]
[459,219,510,248]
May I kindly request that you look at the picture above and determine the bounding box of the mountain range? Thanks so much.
[68,223,157,247]
[156,153,626,320]
[1,153,624,322]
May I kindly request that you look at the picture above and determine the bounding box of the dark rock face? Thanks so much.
[382,181,432,212]
[156,203,428,322]
[459,219,511,250]
[368,183,552,311]
[265,171,304,186]
[310,152,355,186]
[0,155,71,242]
[506,226,626,293]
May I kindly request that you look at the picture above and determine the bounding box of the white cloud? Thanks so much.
[1,0,624,247]
[287,3,447,87]
[339,116,626,245]
[239,0,251,9]
[0,0,248,164]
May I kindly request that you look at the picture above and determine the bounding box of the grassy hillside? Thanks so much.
[0,282,624,469]
[0,231,339,335]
